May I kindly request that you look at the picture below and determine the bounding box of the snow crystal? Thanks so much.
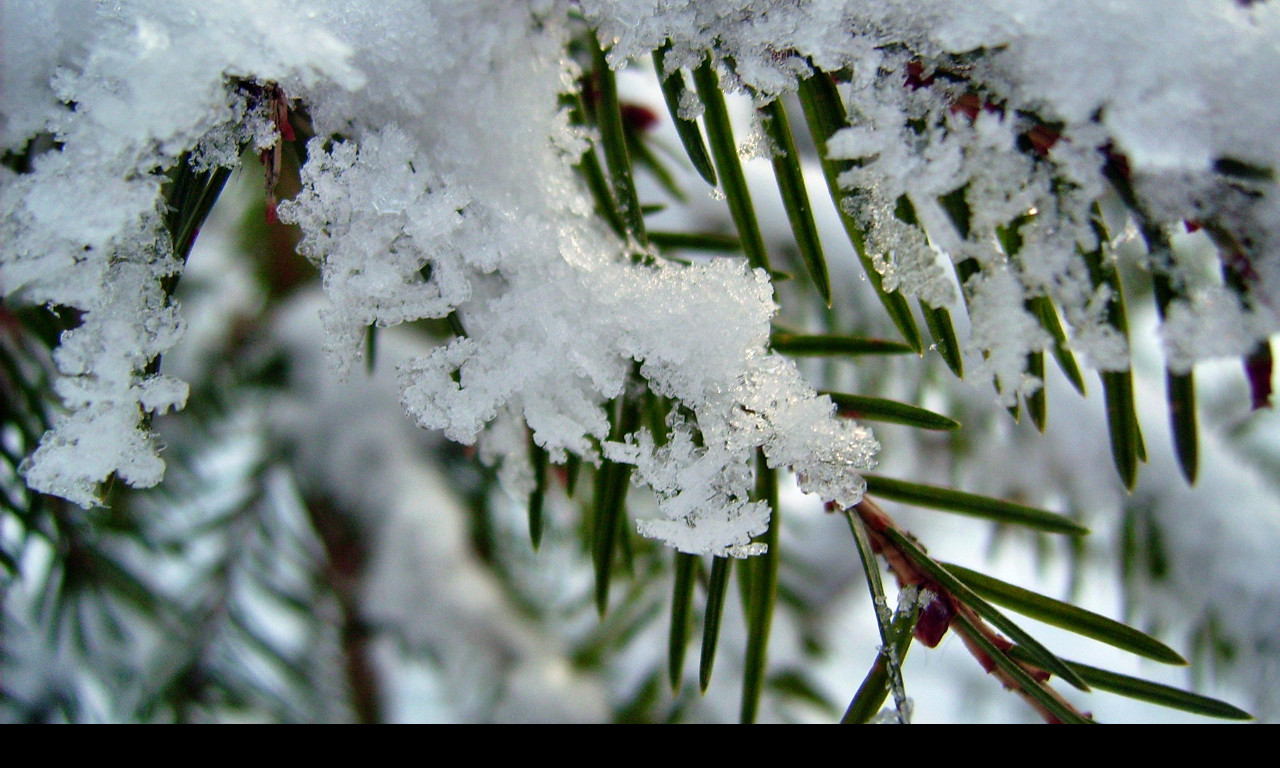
[964,268,1051,406]
[189,93,278,172]
[606,422,771,558]
[676,85,704,121]
[738,114,781,161]
[1162,288,1263,375]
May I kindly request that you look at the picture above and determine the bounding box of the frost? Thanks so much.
[607,423,771,558]
[676,85,704,121]
[397,253,880,556]
[871,699,913,725]
[965,269,1051,406]
[839,192,957,309]
[738,114,780,161]
[1162,288,1263,374]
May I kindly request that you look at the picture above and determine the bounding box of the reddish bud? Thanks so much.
[1245,341,1274,411]
[914,592,955,647]
[1025,124,1062,156]
[904,61,934,90]
[621,103,658,133]
[1103,144,1132,181]
[948,92,982,121]
[272,86,295,141]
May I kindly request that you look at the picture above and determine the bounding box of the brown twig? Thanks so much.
[851,496,1092,724]
[308,496,382,724]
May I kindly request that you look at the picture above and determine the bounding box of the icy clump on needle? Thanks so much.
[0,1,359,505]
[582,266,879,557]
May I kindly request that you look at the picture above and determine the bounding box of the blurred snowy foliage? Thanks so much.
[3,0,1280,722]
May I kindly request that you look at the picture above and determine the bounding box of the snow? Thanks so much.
[275,2,881,556]
[1,0,359,505]
[2,0,1279,559]
[584,0,1280,373]
[279,127,473,374]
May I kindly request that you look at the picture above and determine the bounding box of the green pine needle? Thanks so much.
[760,98,831,305]
[943,562,1186,665]
[841,600,920,724]
[652,45,717,186]
[1006,647,1252,721]
[592,39,647,244]
[740,453,779,723]
[1101,370,1143,491]
[700,555,733,692]
[1030,296,1087,397]
[823,391,960,431]
[797,70,923,352]
[668,552,698,691]
[592,394,641,615]
[771,332,915,357]
[1026,350,1047,432]
[922,303,964,378]
[864,475,1088,535]
[841,509,912,723]
[528,435,548,550]
[649,230,741,252]
[693,58,771,272]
